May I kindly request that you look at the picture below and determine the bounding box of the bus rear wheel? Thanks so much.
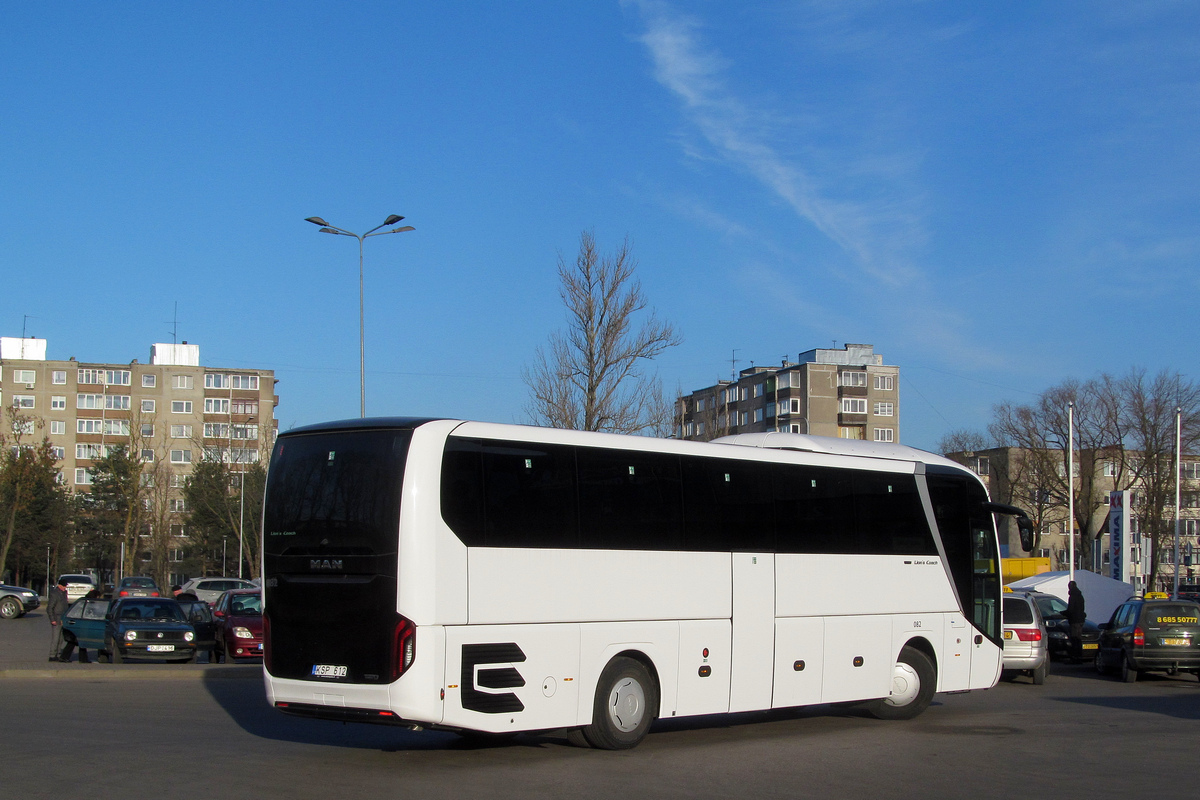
[869,646,935,721]
[575,656,658,750]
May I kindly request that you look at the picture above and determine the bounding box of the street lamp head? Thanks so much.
[318,227,339,234]
[305,217,330,226]
[382,214,405,226]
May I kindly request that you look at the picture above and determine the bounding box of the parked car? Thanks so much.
[57,574,97,603]
[104,597,197,663]
[113,576,162,599]
[1027,590,1101,660]
[177,599,218,662]
[1001,592,1049,684]
[178,577,256,605]
[0,583,40,619]
[212,588,263,662]
[1095,598,1200,682]
[1175,583,1200,603]
[60,597,111,656]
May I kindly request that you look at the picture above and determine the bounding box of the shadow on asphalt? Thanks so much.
[199,667,889,753]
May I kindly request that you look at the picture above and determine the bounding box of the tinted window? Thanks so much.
[1003,597,1035,625]
[928,472,1001,645]
[263,429,410,560]
[682,455,775,551]
[578,448,682,550]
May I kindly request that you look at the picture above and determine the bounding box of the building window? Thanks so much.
[874,428,895,443]
[141,449,155,462]
[140,423,154,437]
[77,394,102,409]
[141,399,155,413]
[74,468,93,485]
[873,375,894,391]
[839,426,865,440]
[77,369,102,385]
[52,370,66,385]
[142,374,157,388]
[205,373,230,389]
[765,403,775,419]
[51,446,65,460]
[204,398,230,414]
[171,400,193,414]
[51,396,66,410]
[76,443,102,459]
[170,425,193,439]
[753,408,764,423]
[77,419,105,435]
[50,420,66,435]
[841,398,867,414]
[1182,462,1200,480]
[172,375,193,390]
[170,449,192,464]
[105,370,131,386]
[739,387,748,402]
[739,411,749,426]
[103,420,130,436]
[13,369,37,384]
[104,395,130,410]
[169,498,187,513]
[753,384,764,398]
[840,371,867,387]
[874,402,894,416]
[204,423,229,439]
[232,374,259,390]
[231,399,258,415]
[12,395,34,408]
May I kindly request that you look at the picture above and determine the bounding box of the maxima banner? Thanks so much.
[1109,491,1131,583]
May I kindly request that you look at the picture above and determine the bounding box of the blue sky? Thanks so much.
[3,1,1198,450]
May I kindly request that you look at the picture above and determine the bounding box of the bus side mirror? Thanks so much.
[983,501,1035,552]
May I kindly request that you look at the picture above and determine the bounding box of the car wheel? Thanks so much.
[1094,651,1109,676]
[1032,661,1048,686]
[869,646,936,721]
[0,596,20,619]
[1121,653,1138,683]
[576,656,658,750]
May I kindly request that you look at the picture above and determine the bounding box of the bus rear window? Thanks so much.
[264,429,411,558]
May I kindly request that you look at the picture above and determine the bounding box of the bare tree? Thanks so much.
[936,428,991,457]
[524,230,681,434]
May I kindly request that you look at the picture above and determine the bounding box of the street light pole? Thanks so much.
[305,215,415,417]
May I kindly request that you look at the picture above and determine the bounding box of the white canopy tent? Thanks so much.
[1008,570,1136,625]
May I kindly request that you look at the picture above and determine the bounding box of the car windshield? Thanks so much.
[62,575,93,584]
[123,577,156,588]
[1034,595,1068,619]
[118,601,184,622]
[230,594,262,615]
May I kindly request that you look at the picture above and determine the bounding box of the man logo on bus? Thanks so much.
[310,559,343,570]
[461,643,526,714]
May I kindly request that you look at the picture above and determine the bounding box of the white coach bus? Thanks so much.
[262,417,1032,749]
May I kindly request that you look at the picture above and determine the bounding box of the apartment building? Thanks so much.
[1,337,277,486]
[678,343,900,443]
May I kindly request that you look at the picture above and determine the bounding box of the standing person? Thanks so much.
[1066,580,1086,661]
[47,577,70,663]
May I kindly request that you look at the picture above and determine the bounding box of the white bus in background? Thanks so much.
[261,418,1032,749]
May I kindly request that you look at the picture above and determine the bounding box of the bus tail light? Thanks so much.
[1014,628,1042,642]
[391,616,416,682]
[1134,627,1145,647]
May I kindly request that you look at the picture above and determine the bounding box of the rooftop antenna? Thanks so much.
[166,302,179,344]
[731,349,740,381]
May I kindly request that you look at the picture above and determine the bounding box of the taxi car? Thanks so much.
[1001,591,1049,684]
[1095,598,1200,682]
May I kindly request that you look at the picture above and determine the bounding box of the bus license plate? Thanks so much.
[312,664,348,678]
[1162,638,1189,646]
[147,645,174,652]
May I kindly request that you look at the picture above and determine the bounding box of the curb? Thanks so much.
[0,664,263,681]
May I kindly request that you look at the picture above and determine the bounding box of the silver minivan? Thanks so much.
[1002,591,1049,684]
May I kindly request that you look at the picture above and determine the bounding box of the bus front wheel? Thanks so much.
[575,656,658,750]
[869,646,935,721]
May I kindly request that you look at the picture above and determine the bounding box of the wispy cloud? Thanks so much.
[626,0,924,285]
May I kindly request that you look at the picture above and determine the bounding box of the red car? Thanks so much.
[212,588,263,662]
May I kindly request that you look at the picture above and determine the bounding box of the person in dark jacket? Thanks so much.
[47,578,70,662]
[1066,580,1086,660]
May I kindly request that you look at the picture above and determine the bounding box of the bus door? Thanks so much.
[729,552,776,713]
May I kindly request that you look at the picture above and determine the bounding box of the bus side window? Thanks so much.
[578,448,683,550]
[441,438,486,546]
[682,455,774,552]
[482,441,578,548]
[774,464,853,554]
